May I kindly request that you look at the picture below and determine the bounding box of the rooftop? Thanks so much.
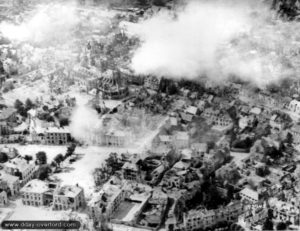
[240,187,259,201]
[0,171,19,183]
[45,126,70,134]
[56,185,83,198]
[20,179,49,194]
[4,157,34,172]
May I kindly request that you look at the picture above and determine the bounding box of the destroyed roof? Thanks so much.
[180,112,193,122]
[185,106,198,115]
[45,126,70,134]
[4,157,33,172]
[122,162,138,171]
[55,185,83,198]
[181,149,192,160]
[21,179,49,194]
[0,171,19,183]
[240,187,259,201]
[173,161,190,170]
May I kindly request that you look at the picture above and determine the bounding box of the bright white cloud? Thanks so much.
[129,0,300,87]
[0,3,79,44]
[69,105,103,145]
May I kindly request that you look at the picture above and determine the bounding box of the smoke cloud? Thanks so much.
[0,2,79,44]
[69,105,102,145]
[129,0,300,87]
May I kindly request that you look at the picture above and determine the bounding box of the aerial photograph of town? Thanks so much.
[0,0,300,230]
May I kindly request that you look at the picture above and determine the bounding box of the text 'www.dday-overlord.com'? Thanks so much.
[1,220,81,229]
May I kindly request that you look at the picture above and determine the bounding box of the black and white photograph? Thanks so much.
[0,0,300,230]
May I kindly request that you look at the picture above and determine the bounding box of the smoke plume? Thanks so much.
[129,0,300,87]
[69,105,102,145]
[0,2,79,44]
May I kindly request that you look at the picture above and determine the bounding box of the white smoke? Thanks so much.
[129,0,300,87]
[69,105,103,145]
[0,2,79,44]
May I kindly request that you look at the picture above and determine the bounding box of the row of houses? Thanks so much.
[20,179,85,211]
[184,201,245,231]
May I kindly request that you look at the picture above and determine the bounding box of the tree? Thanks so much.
[0,152,8,163]
[24,155,33,163]
[59,118,69,127]
[153,0,166,6]
[14,99,26,117]
[262,218,274,230]
[65,143,76,158]
[276,222,287,230]
[264,146,283,160]
[36,151,47,165]
[105,152,122,174]
[14,99,23,110]
[37,165,51,181]
[285,132,293,145]
[25,98,34,111]
[136,0,148,6]
[54,154,64,166]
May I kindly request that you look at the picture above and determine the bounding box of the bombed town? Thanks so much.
[0,0,300,231]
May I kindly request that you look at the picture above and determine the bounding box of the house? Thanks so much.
[0,172,20,196]
[240,188,259,204]
[0,122,10,136]
[153,135,172,148]
[53,184,85,211]
[165,197,184,231]
[270,198,300,226]
[238,204,267,229]
[44,127,71,145]
[172,131,190,149]
[88,181,124,222]
[257,92,279,108]
[3,157,36,186]
[202,108,219,124]
[122,154,142,181]
[214,113,233,128]
[21,179,59,207]
[0,189,8,206]
[180,112,193,123]
[110,183,151,226]
[72,65,100,92]
[185,106,198,116]
[239,115,255,130]
[0,146,18,159]
[138,188,168,229]
[191,143,208,157]
[184,201,244,231]
[103,130,129,147]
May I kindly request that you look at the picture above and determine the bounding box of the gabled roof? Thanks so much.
[240,187,258,201]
